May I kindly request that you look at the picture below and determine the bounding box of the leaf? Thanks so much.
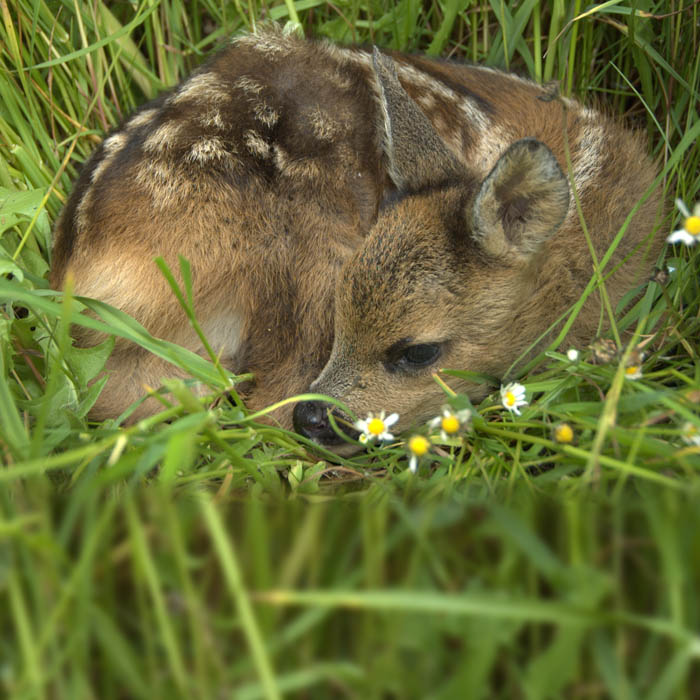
[0,187,46,234]
[64,336,115,387]
[0,257,24,282]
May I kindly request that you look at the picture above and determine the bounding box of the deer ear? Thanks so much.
[471,139,570,261]
[372,48,464,191]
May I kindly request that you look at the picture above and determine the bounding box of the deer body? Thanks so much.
[51,28,662,429]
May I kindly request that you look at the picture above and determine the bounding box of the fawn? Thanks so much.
[50,26,662,436]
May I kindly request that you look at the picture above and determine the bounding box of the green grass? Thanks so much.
[1,0,700,697]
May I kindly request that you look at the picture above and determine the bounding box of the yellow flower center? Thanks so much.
[408,435,430,456]
[441,415,460,434]
[367,417,385,436]
[625,366,639,376]
[554,424,574,444]
[505,391,516,407]
[684,215,700,236]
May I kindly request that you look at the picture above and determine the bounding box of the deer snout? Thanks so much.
[292,400,358,445]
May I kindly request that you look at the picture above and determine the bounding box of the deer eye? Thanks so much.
[390,343,442,370]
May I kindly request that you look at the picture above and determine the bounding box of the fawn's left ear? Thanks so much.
[372,47,465,191]
[471,139,570,261]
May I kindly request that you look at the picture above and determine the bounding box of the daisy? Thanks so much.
[429,406,471,441]
[354,410,399,444]
[624,365,642,380]
[407,435,430,473]
[681,422,700,447]
[553,423,574,444]
[566,348,579,362]
[667,199,700,247]
[500,382,528,415]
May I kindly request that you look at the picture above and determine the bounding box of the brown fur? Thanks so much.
[51,27,662,428]
[294,50,663,450]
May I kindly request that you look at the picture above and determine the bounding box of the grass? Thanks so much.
[1,0,699,696]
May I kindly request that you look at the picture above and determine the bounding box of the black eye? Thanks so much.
[398,343,442,368]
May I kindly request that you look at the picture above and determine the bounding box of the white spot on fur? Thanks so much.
[74,190,92,234]
[253,102,278,127]
[235,76,265,95]
[171,72,231,106]
[471,124,513,173]
[90,132,128,183]
[244,130,271,157]
[329,46,372,69]
[458,95,490,134]
[236,32,297,57]
[187,136,228,163]
[273,145,290,172]
[201,312,245,365]
[127,108,159,130]
[143,121,186,153]
[199,109,225,129]
[572,123,605,198]
[416,92,436,112]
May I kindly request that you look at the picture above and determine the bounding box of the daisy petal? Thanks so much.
[384,413,399,428]
[667,230,697,246]
[675,198,691,219]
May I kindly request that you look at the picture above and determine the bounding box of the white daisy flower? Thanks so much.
[500,382,528,415]
[681,422,700,447]
[354,410,399,444]
[624,365,643,380]
[666,198,700,246]
[566,348,579,362]
[428,406,471,441]
[407,435,430,473]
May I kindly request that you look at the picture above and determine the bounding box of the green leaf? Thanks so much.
[64,336,115,387]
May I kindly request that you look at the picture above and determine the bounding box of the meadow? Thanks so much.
[1,0,699,696]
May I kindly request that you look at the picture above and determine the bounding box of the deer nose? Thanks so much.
[292,400,354,445]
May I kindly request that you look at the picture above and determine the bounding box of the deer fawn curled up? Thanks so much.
[50,26,662,443]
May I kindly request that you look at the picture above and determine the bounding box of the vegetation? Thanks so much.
[1,0,699,696]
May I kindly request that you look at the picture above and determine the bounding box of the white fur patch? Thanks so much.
[236,31,297,57]
[458,94,490,135]
[201,311,245,364]
[74,189,92,234]
[471,123,514,173]
[187,136,228,163]
[90,132,128,183]
[572,122,605,198]
[127,108,159,129]
[170,72,231,106]
[234,76,265,95]
[199,109,225,129]
[253,102,278,127]
[416,92,436,112]
[244,130,271,157]
[143,121,186,153]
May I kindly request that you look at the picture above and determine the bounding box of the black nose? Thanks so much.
[292,400,356,445]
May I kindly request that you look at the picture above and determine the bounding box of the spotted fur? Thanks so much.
[51,26,661,426]
[293,49,663,450]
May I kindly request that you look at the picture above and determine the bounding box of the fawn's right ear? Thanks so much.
[372,48,466,191]
[470,138,570,262]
